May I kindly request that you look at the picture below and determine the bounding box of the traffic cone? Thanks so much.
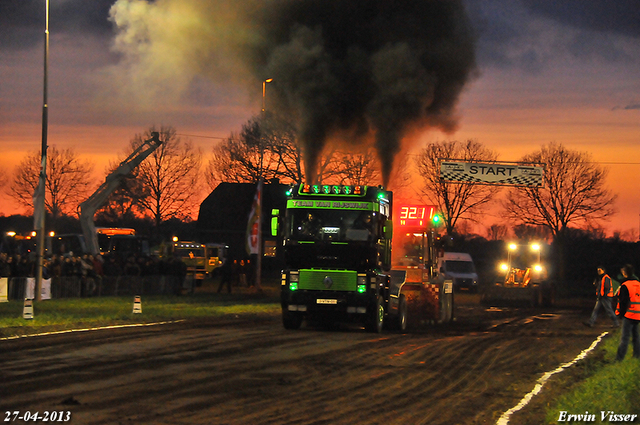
[23,298,34,319]
[133,295,142,314]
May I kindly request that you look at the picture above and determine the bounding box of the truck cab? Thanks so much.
[277,183,393,332]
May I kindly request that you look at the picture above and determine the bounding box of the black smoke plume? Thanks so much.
[248,0,477,185]
[106,0,476,185]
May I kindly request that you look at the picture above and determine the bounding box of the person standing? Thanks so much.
[616,264,640,361]
[585,266,619,328]
[238,259,248,288]
[217,259,233,294]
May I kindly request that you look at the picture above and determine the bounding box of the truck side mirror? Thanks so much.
[271,209,279,237]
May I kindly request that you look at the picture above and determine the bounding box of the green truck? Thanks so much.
[273,183,454,332]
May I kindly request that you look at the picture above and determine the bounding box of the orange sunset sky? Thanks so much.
[1,0,639,238]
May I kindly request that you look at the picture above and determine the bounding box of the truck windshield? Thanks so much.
[285,209,377,242]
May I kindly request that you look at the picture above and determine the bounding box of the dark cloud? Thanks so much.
[522,0,640,39]
[613,102,640,111]
[465,0,640,72]
[0,0,116,50]
[463,1,534,70]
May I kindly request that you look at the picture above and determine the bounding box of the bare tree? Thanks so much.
[512,224,552,241]
[0,168,7,194]
[127,126,203,226]
[486,224,509,241]
[503,142,617,283]
[333,148,381,186]
[416,139,499,235]
[207,114,301,187]
[502,142,617,239]
[9,146,95,223]
[207,114,382,188]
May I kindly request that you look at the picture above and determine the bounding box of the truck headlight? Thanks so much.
[289,273,299,291]
[500,263,509,271]
[357,275,367,293]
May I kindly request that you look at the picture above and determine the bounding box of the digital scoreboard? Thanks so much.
[398,205,437,227]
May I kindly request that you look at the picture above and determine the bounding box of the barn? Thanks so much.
[196,182,289,270]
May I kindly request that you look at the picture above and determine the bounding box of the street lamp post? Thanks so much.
[262,78,273,114]
[255,78,272,291]
[34,0,50,302]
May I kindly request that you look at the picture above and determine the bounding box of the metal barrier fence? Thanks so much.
[5,275,184,300]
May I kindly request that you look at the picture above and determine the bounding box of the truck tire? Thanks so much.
[439,290,454,324]
[446,293,454,323]
[365,295,384,333]
[282,311,303,330]
[393,294,408,331]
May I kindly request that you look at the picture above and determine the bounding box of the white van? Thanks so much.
[437,252,478,292]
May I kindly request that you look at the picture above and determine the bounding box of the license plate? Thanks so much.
[317,299,338,305]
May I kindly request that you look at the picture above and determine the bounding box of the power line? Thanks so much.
[176,134,640,166]
[176,133,227,140]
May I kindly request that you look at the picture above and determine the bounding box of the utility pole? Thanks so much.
[255,79,272,290]
[34,0,50,302]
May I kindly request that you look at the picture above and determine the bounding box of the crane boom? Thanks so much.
[79,132,162,255]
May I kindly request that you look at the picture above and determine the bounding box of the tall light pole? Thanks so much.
[262,78,273,114]
[34,0,50,302]
[255,78,272,291]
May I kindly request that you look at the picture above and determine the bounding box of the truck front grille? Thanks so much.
[299,269,357,291]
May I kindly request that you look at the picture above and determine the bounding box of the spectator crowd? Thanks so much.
[0,252,189,298]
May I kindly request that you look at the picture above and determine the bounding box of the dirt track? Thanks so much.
[0,296,609,425]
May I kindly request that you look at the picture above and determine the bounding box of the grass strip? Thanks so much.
[546,330,640,424]
[0,293,280,339]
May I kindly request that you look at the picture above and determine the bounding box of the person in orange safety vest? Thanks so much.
[615,264,640,361]
[584,266,619,328]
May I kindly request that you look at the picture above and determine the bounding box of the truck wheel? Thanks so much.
[282,311,303,330]
[446,293,454,323]
[366,295,384,333]
[396,294,407,331]
[439,291,453,324]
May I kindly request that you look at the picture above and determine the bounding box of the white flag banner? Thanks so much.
[0,277,8,302]
[41,278,52,300]
[245,181,263,255]
[25,278,52,300]
[25,277,36,300]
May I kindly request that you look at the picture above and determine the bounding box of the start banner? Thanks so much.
[440,160,544,187]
